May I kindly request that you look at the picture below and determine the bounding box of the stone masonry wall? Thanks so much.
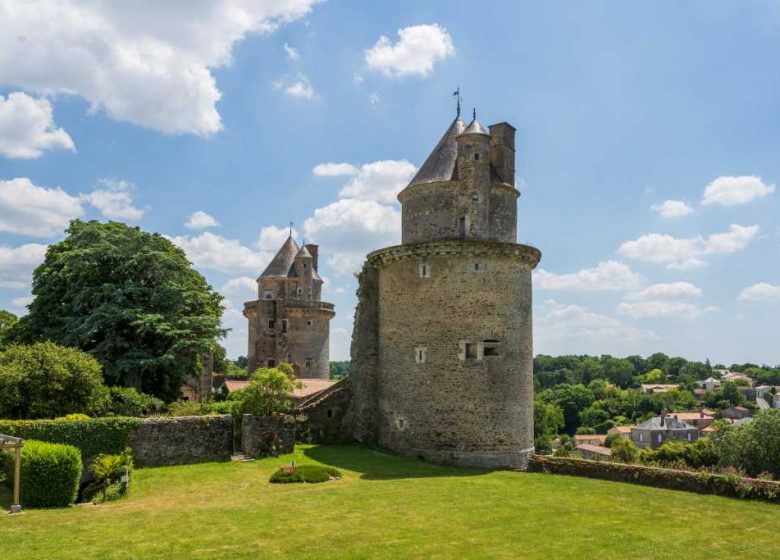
[128,415,233,467]
[241,415,296,457]
[297,379,353,444]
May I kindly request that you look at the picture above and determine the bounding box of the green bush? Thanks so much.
[717,409,780,478]
[611,438,639,464]
[9,440,82,507]
[0,342,105,419]
[269,465,342,484]
[89,386,156,417]
[167,399,210,417]
[0,417,142,459]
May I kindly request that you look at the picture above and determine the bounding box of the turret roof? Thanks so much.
[259,235,299,279]
[460,117,489,136]
[406,116,466,187]
[296,244,313,259]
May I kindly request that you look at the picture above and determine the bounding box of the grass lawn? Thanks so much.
[1,445,778,559]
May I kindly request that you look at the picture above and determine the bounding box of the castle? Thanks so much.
[346,110,542,469]
[243,236,335,379]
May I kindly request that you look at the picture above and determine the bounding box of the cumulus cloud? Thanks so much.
[535,300,658,355]
[185,211,220,230]
[651,199,693,218]
[625,282,702,301]
[168,232,270,274]
[0,178,83,237]
[273,74,316,100]
[303,198,401,274]
[283,42,300,60]
[220,276,257,301]
[9,295,34,316]
[257,225,298,252]
[82,179,146,220]
[336,160,416,204]
[617,301,716,319]
[738,283,780,302]
[365,24,454,77]
[618,224,760,269]
[0,243,47,288]
[0,92,74,159]
[0,1,322,135]
[312,163,359,177]
[702,176,775,206]
[534,260,641,291]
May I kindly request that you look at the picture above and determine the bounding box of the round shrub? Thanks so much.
[269,465,342,484]
[16,440,82,507]
[0,342,104,419]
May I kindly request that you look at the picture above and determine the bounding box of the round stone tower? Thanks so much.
[349,112,541,469]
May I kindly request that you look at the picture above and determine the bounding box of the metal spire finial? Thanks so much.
[452,87,461,117]
[472,107,476,121]
[289,221,294,237]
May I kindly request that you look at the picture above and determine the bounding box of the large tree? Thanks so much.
[18,220,225,400]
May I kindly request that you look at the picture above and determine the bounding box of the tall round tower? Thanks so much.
[349,112,541,469]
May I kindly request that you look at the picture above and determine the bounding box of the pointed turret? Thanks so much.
[460,115,489,136]
[404,116,466,189]
[259,235,299,279]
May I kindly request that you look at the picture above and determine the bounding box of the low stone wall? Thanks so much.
[128,415,233,467]
[241,415,295,457]
[297,379,353,444]
[529,455,780,503]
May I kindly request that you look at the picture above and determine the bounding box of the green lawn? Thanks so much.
[1,445,778,559]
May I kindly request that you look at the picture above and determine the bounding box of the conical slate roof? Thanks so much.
[461,117,488,136]
[296,244,313,259]
[259,235,299,278]
[406,116,466,187]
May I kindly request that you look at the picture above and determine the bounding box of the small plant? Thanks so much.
[269,465,342,484]
[84,447,133,503]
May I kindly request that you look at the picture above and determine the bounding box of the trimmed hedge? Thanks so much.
[0,417,142,459]
[269,465,342,484]
[6,440,83,507]
[529,455,780,503]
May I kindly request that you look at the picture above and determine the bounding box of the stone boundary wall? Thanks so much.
[128,415,233,467]
[529,455,780,503]
[241,415,295,457]
[297,379,352,444]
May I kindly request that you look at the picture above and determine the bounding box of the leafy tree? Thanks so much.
[0,342,105,418]
[89,386,156,417]
[601,356,635,388]
[17,220,225,400]
[534,399,564,438]
[716,409,780,478]
[234,355,248,368]
[604,433,623,448]
[640,368,665,383]
[238,364,300,417]
[538,384,594,435]
[611,438,639,464]
[0,310,17,348]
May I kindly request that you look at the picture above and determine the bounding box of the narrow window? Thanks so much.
[483,339,500,357]
[267,359,276,367]
[281,319,288,333]
[326,409,334,418]
[474,152,479,161]
[657,433,662,443]
[264,290,273,300]
[459,216,467,238]
[303,263,308,269]
[397,418,405,429]
[415,346,427,364]
[465,343,478,360]
[305,358,313,368]
[268,320,275,329]
[687,433,692,442]
[296,287,302,295]
[474,262,482,272]
[418,262,430,278]
[306,320,313,327]
[639,433,644,442]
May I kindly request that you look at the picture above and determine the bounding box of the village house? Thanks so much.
[573,434,608,447]
[576,443,612,461]
[668,411,715,431]
[607,425,633,439]
[721,371,752,385]
[630,413,698,449]
[216,378,337,406]
[720,406,752,420]
[696,377,721,392]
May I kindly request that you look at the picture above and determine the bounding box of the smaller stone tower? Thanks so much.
[244,235,335,378]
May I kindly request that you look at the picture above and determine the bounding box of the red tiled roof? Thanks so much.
[670,412,714,421]
[576,443,612,456]
[574,434,607,444]
[224,379,249,392]
[221,377,336,400]
[608,426,633,434]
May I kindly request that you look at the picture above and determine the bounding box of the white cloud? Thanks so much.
[273,74,316,100]
[9,295,34,316]
[625,282,702,301]
[352,73,365,86]
[220,276,257,301]
[702,176,775,206]
[618,224,760,269]
[312,163,359,177]
[0,1,322,135]
[535,300,658,355]
[82,179,146,220]
[303,198,401,274]
[651,199,693,218]
[369,92,380,105]
[738,283,780,302]
[0,92,74,159]
[283,42,300,60]
[0,178,83,237]
[617,301,716,319]
[168,232,270,274]
[336,160,416,204]
[257,225,298,252]
[534,260,641,291]
[365,24,454,77]
[0,244,47,288]
[185,211,220,230]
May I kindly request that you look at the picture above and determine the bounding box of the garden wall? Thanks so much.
[242,415,295,457]
[528,455,780,503]
[0,415,233,468]
[128,415,233,467]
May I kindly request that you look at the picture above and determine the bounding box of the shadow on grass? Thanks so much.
[303,444,488,480]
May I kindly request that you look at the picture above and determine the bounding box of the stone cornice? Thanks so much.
[397,180,520,202]
[366,240,541,269]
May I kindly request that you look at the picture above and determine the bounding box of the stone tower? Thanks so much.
[244,235,335,379]
[349,112,541,469]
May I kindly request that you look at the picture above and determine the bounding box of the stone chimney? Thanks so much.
[305,244,319,271]
[488,122,516,186]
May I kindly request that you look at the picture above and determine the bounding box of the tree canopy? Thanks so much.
[16,220,225,400]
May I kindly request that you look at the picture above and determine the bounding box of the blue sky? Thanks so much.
[0,1,778,364]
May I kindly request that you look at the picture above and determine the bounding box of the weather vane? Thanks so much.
[452,87,461,117]
[289,221,294,237]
